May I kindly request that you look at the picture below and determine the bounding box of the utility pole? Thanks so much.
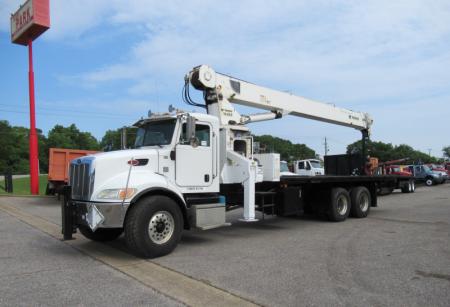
[427,148,432,157]
[121,126,127,149]
[324,137,329,156]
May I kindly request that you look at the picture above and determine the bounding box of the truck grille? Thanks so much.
[69,157,95,201]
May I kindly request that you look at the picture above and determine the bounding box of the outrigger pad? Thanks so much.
[61,185,76,240]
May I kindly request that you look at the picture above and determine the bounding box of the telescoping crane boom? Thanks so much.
[186,65,373,221]
[186,65,373,134]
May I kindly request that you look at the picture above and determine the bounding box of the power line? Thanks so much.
[0,103,137,119]
[0,108,134,120]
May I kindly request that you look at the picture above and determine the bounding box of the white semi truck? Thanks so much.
[62,65,414,258]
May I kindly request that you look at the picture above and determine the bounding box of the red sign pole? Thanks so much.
[28,38,39,195]
[11,0,49,195]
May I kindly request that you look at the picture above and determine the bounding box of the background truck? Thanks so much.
[293,159,324,176]
[408,164,444,186]
[62,65,414,258]
[280,160,295,176]
[47,148,98,195]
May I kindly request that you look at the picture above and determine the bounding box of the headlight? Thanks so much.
[97,188,137,200]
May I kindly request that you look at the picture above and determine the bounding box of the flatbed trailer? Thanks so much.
[221,174,415,221]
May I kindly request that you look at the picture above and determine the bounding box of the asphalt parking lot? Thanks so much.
[0,183,449,306]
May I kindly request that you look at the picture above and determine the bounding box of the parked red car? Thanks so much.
[385,165,412,177]
[444,163,450,176]
[427,164,449,182]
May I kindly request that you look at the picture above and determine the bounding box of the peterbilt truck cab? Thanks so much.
[68,111,232,257]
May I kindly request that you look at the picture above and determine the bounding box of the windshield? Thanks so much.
[134,119,177,147]
[310,160,322,168]
[280,162,289,172]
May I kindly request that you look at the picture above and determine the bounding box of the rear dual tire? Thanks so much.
[350,187,371,218]
[327,186,371,221]
[401,180,415,193]
[327,188,351,222]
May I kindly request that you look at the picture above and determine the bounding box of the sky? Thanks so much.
[1,0,450,157]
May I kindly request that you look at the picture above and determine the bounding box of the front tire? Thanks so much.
[425,177,434,186]
[79,226,123,242]
[328,188,351,222]
[350,186,371,218]
[125,195,183,258]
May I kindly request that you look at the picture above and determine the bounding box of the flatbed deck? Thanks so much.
[280,174,409,184]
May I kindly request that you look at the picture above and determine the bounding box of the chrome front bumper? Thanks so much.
[62,186,129,240]
[74,201,130,229]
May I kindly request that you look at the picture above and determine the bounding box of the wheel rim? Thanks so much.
[359,193,369,212]
[337,195,348,215]
[408,182,412,192]
[426,179,432,186]
[148,211,175,244]
[411,181,415,191]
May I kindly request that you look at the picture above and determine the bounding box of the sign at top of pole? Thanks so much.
[11,0,50,45]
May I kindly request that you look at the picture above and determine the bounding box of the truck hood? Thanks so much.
[90,149,160,191]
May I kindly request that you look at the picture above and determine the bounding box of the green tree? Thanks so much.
[347,139,438,163]
[0,120,18,173]
[100,127,137,151]
[443,146,450,159]
[47,124,99,151]
[0,121,48,174]
[253,135,316,161]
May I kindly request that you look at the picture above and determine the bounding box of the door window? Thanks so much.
[299,161,305,169]
[180,123,210,146]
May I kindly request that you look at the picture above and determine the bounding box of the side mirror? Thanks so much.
[186,114,198,147]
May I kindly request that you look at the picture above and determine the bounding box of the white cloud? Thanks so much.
[3,0,450,155]
[61,0,450,101]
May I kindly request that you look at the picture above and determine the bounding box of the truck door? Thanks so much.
[297,161,306,176]
[414,166,423,178]
[175,122,213,187]
[305,161,313,175]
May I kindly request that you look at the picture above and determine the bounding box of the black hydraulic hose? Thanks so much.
[182,81,207,109]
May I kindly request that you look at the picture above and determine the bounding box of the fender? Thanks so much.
[129,186,190,230]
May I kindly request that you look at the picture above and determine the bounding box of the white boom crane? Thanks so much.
[186,65,373,222]
[186,65,373,133]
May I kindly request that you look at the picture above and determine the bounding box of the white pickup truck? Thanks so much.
[293,159,324,176]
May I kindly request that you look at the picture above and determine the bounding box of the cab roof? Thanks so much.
[132,112,218,127]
